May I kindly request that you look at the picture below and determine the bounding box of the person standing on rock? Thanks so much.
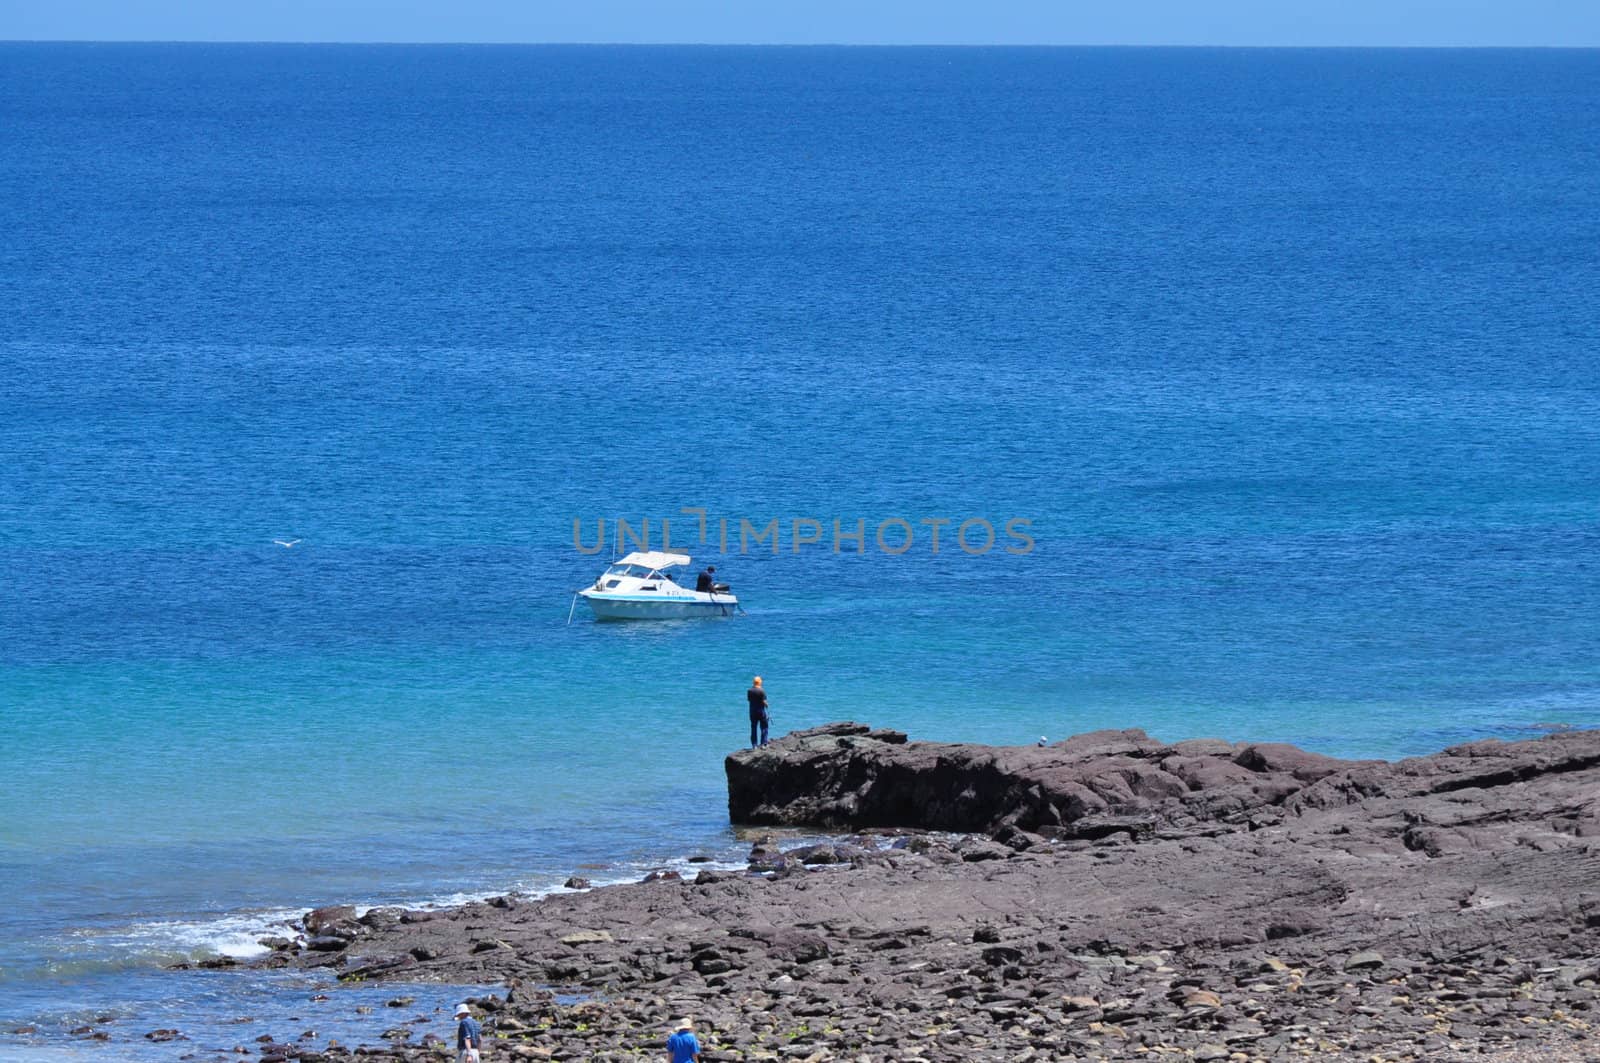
[454,1003,482,1063]
[747,676,769,748]
[666,1017,701,1062]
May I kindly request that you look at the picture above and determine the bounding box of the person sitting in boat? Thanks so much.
[696,565,719,593]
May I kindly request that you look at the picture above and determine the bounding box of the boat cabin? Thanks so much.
[594,551,691,591]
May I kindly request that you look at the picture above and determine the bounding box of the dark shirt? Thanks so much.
[456,1016,481,1050]
[747,685,768,719]
[696,570,715,592]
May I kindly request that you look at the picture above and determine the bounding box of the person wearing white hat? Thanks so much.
[666,1016,700,1062]
[454,1003,482,1063]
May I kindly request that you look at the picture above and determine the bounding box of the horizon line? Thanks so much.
[4,39,1599,50]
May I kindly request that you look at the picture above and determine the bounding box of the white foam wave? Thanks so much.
[49,837,832,974]
[390,846,777,910]
[72,907,305,963]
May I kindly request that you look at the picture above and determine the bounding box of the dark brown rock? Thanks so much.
[723,723,1367,833]
[303,905,359,936]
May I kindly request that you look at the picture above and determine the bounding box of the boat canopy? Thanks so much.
[613,550,691,570]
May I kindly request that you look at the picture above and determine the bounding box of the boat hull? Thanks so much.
[580,592,738,621]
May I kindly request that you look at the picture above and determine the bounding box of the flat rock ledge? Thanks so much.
[724,721,1600,839]
[219,724,1600,1062]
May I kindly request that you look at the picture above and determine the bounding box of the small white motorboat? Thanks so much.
[577,551,739,620]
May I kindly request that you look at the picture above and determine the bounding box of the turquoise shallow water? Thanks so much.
[2,43,1599,1057]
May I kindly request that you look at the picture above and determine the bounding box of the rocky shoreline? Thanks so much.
[205,724,1597,1060]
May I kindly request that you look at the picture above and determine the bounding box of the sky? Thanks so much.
[2,0,1598,47]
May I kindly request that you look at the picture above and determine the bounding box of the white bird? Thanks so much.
[1037,736,1048,747]
[272,539,302,548]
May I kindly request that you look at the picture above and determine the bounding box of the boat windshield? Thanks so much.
[603,563,660,579]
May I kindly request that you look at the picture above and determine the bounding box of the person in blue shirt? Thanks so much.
[454,1003,482,1063]
[666,1017,701,1062]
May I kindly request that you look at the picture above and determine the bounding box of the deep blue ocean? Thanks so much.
[2,43,1598,1058]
